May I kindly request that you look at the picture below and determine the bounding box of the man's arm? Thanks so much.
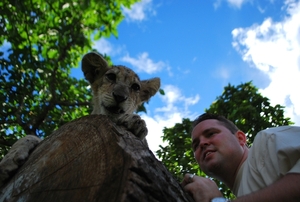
[182,173,300,202]
[235,173,300,202]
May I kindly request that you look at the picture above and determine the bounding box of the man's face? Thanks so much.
[191,119,244,177]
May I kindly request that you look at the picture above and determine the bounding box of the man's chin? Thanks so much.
[201,162,221,174]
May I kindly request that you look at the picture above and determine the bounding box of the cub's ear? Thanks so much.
[81,52,110,84]
[140,77,161,102]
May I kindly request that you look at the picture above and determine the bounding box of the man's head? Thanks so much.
[192,113,239,134]
[191,113,247,182]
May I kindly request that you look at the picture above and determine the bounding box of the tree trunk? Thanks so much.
[0,115,194,202]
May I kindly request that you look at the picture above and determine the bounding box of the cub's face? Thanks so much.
[81,52,160,121]
[90,65,147,121]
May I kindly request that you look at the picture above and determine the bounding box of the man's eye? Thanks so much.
[208,131,217,137]
[192,143,199,151]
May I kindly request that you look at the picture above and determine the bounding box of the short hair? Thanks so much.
[192,113,239,134]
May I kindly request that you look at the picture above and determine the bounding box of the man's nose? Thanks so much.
[199,137,210,148]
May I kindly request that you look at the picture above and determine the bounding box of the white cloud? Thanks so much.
[214,0,248,9]
[92,39,171,75]
[257,5,266,13]
[93,38,132,60]
[214,0,222,9]
[121,52,167,74]
[227,0,247,8]
[155,85,200,114]
[144,85,200,154]
[214,66,231,80]
[122,0,156,22]
[232,0,300,125]
[93,38,112,55]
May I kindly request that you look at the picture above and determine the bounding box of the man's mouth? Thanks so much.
[105,106,125,114]
[203,151,215,160]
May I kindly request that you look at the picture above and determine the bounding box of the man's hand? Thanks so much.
[0,135,41,186]
[181,173,223,202]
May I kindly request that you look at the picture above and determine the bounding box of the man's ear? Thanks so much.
[236,130,247,146]
[140,77,161,103]
[81,52,110,84]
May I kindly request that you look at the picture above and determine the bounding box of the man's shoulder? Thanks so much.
[257,126,300,137]
[252,125,300,149]
[260,126,300,137]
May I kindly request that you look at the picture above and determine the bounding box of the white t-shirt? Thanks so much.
[232,126,300,197]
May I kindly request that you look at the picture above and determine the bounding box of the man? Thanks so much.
[181,113,300,202]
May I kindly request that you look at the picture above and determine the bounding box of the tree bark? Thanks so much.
[0,115,194,202]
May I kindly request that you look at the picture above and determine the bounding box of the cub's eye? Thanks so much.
[106,73,116,81]
[131,83,140,91]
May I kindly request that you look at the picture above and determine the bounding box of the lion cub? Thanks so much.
[82,52,160,139]
[0,52,160,185]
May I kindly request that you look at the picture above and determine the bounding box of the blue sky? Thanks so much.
[74,0,300,153]
[2,0,297,153]
[73,0,300,153]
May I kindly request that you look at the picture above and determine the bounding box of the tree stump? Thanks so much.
[0,115,193,202]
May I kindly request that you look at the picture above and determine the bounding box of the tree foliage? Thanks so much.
[0,0,139,157]
[157,81,293,198]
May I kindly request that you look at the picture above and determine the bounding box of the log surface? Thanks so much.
[0,115,193,202]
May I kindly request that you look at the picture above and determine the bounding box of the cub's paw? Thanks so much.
[0,135,41,186]
[117,114,148,140]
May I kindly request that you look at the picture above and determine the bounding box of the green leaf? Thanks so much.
[159,88,165,95]
[0,0,140,158]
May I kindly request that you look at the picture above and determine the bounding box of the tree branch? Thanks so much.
[31,100,54,133]
[55,101,91,107]
[0,138,16,147]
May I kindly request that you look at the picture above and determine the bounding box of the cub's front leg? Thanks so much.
[117,114,148,141]
[0,135,41,186]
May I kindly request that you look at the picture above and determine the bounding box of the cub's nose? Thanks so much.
[113,92,127,103]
